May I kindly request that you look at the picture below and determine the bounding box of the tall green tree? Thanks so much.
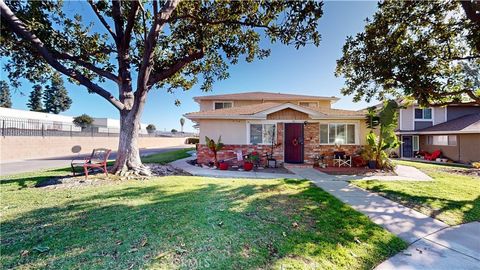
[336,1,480,106]
[0,80,12,108]
[27,84,44,112]
[0,0,323,175]
[43,73,72,114]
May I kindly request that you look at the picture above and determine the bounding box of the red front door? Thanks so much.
[284,123,304,163]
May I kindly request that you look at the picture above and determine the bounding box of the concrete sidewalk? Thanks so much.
[0,146,190,176]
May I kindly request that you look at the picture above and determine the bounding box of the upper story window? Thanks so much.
[214,101,233,110]
[415,108,432,120]
[299,102,318,108]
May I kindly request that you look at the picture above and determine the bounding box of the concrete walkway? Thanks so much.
[171,159,479,269]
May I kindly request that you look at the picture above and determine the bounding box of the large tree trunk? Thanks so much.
[111,103,151,176]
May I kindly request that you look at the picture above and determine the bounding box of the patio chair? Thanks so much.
[333,151,352,167]
[71,148,111,178]
[424,150,441,161]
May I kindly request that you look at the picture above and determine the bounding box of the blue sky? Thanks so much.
[4,1,378,132]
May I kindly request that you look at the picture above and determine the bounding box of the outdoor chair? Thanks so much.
[424,150,441,161]
[333,151,352,167]
[71,148,111,178]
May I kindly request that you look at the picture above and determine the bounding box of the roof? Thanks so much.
[185,102,365,120]
[398,113,480,135]
[193,91,339,102]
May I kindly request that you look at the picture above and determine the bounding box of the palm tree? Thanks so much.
[180,117,185,133]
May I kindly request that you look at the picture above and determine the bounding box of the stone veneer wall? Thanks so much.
[197,122,363,165]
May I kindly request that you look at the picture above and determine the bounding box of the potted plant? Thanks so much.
[360,145,377,169]
[205,136,224,167]
[244,151,259,171]
[219,161,229,170]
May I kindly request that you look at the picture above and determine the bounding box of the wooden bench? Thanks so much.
[71,148,111,178]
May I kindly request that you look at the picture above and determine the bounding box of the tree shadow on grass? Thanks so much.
[1,178,406,269]
[365,183,480,225]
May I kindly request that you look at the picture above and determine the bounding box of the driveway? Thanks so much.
[0,146,191,176]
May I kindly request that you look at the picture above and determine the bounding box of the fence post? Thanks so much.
[91,127,93,137]
[70,125,72,137]
[41,123,45,137]
[2,119,5,137]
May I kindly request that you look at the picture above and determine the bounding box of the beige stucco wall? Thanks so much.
[198,119,247,144]
[198,118,367,146]
[399,106,414,130]
[0,136,187,162]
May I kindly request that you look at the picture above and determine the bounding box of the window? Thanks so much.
[427,135,456,146]
[249,124,275,144]
[414,108,432,120]
[320,123,356,145]
[214,102,233,110]
[299,102,318,108]
[320,124,328,144]
[413,135,419,151]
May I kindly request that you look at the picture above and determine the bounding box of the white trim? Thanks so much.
[213,101,234,110]
[399,108,403,130]
[186,114,265,120]
[256,102,324,117]
[413,107,434,122]
[412,135,419,152]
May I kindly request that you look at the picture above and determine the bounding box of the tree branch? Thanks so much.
[124,1,139,48]
[0,1,125,110]
[111,0,124,43]
[87,0,117,42]
[461,1,480,26]
[53,52,119,83]
[136,0,180,94]
[147,49,205,87]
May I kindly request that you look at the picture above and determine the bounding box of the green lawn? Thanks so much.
[0,151,406,269]
[141,148,194,164]
[353,160,480,226]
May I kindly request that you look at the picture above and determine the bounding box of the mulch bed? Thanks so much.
[315,166,394,176]
[35,164,190,189]
[187,159,294,174]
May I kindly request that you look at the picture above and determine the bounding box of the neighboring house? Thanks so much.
[185,91,368,165]
[396,103,480,163]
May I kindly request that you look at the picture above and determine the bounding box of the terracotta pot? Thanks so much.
[219,162,229,170]
[244,162,254,171]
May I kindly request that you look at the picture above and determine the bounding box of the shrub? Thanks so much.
[185,137,199,144]
[73,114,94,129]
[146,124,156,134]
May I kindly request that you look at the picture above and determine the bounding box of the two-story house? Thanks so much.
[396,103,480,163]
[185,91,368,165]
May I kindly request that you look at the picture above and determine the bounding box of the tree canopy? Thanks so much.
[43,73,72,114]
[1,0,323,109]
[0,80,12,108]
[27,84,44,112]
[73,114,94,128]
[336,1,480,106]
